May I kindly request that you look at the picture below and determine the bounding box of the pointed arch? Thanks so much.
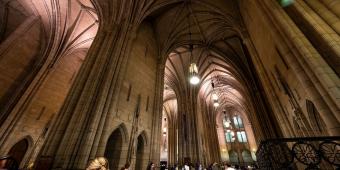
[241,149,253,163]
[7,135,33,167]
[135,131,148,170]
[116,123,129,143]
[138,130,148,146]
[104,124,128,170]
[306,99,327,135]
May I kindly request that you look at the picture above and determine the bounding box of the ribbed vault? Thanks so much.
[0,0,98,55]
[156,0,267,164]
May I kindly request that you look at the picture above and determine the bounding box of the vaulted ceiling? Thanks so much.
[158,0,255,122]
[1,0,256,122]
[0,0,98,56]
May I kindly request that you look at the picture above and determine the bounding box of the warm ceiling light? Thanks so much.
[190,75,200,85]
[212,93,218,100]
[189,63,200,85]
[163,128,167,132]
[213,93,219,107]
[224,122,230,128]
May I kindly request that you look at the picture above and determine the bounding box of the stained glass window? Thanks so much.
[225,132,235,142]
[236,131,247,143]
[233,116,243,128]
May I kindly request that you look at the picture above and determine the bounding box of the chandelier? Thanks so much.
[189,63,200,85]
[188,46,200,85]
[187,0,200,85]
[211,80,219,107]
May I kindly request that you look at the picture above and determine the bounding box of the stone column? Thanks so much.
[288,0,340,75]
[149,63,165,164]
[304,0,340,35]
[200,105,221,164]
[35,20,138,169]
[175,88,201,164]
[167,117,177,166]
[319,0,340,18]
[258,0,340,136]
[0,16,42,146]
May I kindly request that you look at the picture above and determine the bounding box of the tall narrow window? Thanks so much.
[127,84,132,101]
[233,116,243,128]
[237,131,247,143]
[36,107,46,120]
[146,96,149,112]
[225,132,235,142]
[275,47,289,69]
[306,100,326,133]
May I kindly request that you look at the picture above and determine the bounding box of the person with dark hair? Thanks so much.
[121,163,130,170]
[147,162,155,170]
[0,156,18,170]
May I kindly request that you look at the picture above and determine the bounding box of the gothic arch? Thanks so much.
[241,149,253,163]
[306,99,327,135]
[137,130,148,146]
[228,150,238,163]
[135,132,148,170]
[7,135,33,167]
[106,123,129,144]
[104,124,127,170]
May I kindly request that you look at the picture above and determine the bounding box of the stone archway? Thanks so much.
[135,134,145,170]
[241,150,253,163]
[228,150,238,164]
[306,99,327,135]
[7,138,29,166]
[104,128,124,170]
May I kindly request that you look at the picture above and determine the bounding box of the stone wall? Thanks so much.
[100,21,158,170]
[239,0,340,137]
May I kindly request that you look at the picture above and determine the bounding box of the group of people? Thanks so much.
[147,162,257,170]
[1,156,256,170]
[84,158,254,170]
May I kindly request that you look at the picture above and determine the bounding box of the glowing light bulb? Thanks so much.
[189,75,200,85]
[212,93,218,100]
[189,63,200,85]
[213,102,219,107]
[224,122,230,128]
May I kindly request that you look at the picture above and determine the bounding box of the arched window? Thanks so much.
[228,150,239,163]
[242,150,253,163]
[225,131,235,143]
[306,100,326,134]
[236,131,247,143]
[223,115,247,143]
[233,116,243,128]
